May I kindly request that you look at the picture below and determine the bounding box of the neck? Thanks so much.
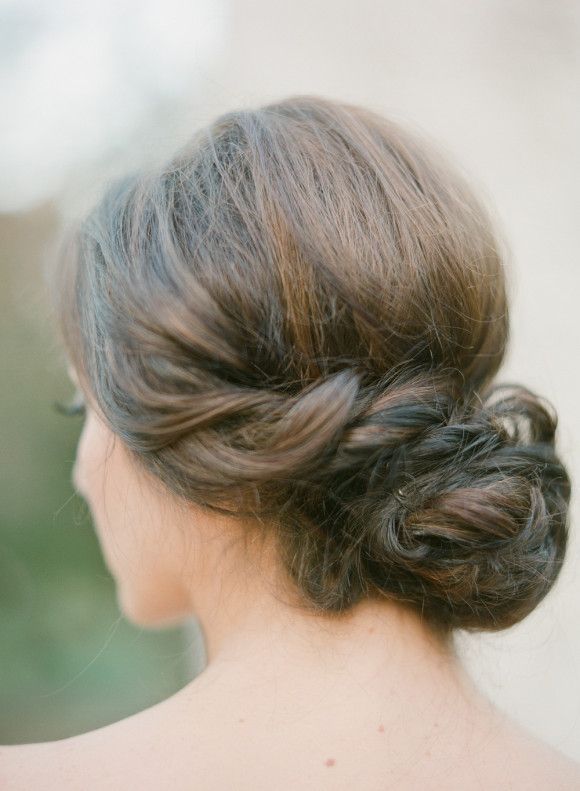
[172,511,488,721]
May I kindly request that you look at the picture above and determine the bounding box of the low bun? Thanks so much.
[52,95,573,636]
[269,368,571,632]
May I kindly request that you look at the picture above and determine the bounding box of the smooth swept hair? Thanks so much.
[50,95,572,636]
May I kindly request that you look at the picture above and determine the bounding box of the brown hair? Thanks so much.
[49,95,572,636]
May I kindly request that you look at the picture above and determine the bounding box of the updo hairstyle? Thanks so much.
[51,96,572,635]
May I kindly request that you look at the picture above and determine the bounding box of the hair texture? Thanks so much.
[50,95,572,636]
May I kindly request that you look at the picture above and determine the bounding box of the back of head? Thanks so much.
[51,95,572,636]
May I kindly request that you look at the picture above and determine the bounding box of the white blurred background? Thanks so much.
[1,0,579,758]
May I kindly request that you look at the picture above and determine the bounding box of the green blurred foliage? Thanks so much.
[0,207,196,744]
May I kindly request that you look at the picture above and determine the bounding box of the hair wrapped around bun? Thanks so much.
[50,95,572,634]
[290,367,570,632]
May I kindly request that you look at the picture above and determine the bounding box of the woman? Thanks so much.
[2,95,579,789]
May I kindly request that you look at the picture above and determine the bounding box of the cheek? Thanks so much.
[73,412,132,566]
[73,412,107,497]
[73,412,190,626]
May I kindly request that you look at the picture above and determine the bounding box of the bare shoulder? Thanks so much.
[0,688,209,791]
[0,730,138,791]
[519,734,580,788]
[0,723,189,790]
[2,691,580,791]
[0,741,69,791]
[475,710,580,791]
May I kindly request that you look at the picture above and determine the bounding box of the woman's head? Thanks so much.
[51,95,571,637]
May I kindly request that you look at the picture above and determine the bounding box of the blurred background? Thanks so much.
[1,0,579,760]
